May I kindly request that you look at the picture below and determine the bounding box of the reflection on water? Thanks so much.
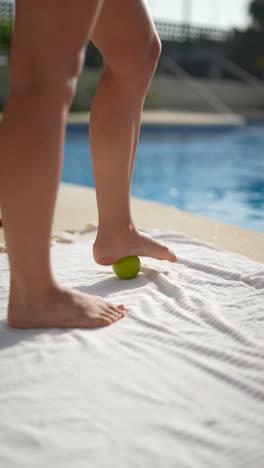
[63,125,264,233]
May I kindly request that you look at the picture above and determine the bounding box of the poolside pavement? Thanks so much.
[14,183,261,264]
[0,184,263,264]
[68,110,244,127]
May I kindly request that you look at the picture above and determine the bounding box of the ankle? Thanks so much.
[9,277,59,307]
[96,221,136,239]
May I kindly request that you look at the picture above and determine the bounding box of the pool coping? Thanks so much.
[0,110,257,130]
[67,111,245,129]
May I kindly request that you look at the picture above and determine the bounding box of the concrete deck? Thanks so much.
[57,184,264,262]
[0,183,263,262]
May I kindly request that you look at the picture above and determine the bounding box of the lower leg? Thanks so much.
[0,84,126,328]
[0,85,66,300]
[90,65,177,265]
[90,65,140,231]
[0,0,127,328]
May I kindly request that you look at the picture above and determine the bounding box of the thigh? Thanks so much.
[10,0,104,85]
[91,0,159,67]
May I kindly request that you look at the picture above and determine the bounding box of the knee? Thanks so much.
[106,33,161,89]
[146,33,162,73]
[140,34,161,83]
[9,49,85,110]
[130,33,161,82]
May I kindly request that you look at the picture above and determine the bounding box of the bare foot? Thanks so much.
[93,225,177,266]
[8,285,126,329]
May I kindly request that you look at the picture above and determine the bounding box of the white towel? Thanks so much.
[0,230,264,468]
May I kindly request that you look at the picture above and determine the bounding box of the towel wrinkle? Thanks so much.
[1,230,264,468]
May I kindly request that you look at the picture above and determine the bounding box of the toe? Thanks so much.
[90,316,112,328]
[109,304,126,316]
[110,307,126,319]
[102,312,120,324]
[116,305,127,316]
[168,249,177,262]
[158,245,171,260]
[104,305,125,321]
[160,244,177,262]
[103,309,117,321]
[100,316,113,326]
[101,313,114,323]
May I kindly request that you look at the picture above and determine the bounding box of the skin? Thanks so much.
[0,0,177,330]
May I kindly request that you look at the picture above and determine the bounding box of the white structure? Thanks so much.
[0,0,14,63]
[0,0,14,21]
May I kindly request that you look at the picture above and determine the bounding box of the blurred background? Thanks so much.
[0,0,264,233]
[1,0,264,112]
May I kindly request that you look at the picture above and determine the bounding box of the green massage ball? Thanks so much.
[113,256,141,279]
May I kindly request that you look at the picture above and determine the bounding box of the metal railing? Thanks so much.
[0,0,13,21]
[154,21,229,43]
[0,1,14,61]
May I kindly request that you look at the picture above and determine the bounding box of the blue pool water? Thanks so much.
[63,124,264,233]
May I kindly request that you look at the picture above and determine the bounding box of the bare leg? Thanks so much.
[0,0,126,329]
[89,0,178,265]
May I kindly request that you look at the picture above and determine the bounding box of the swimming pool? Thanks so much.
[63,124,264,233]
